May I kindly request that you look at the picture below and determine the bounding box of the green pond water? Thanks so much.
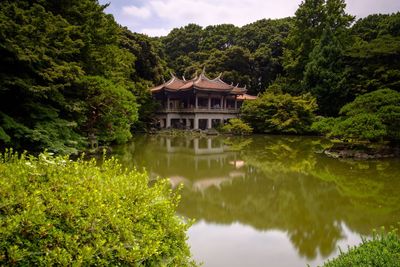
[113,134,400,267]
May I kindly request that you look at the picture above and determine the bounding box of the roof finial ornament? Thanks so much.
[201,66,206,75]
[161,76,165,83]
[236,83,239,87]
[182,75,186,81]
[244,85,247,89]
[230,82,233,86]
[193,70,198,79]
[216,72,222,79]
[169,71,176,78]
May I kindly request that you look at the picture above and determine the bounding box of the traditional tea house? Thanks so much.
[150,70,256,130]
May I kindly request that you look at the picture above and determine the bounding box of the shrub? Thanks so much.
[330,113,387,141]
[312,89,400,142]
[240,92,317,134]
[321,229,400,267]
[221,118,253,135]
[311,117,340,135]
[0,150,195,266]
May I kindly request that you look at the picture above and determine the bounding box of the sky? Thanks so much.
[98,0,400,37]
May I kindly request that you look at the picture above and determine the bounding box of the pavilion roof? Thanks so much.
[237,94,258,100]
[150,71,247,95]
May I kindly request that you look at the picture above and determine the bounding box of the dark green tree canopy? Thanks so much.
[312,89,400,141]
[1,0,400,149]
[240,92,317,134]
[161,19,292,94]
[0,0,165,153]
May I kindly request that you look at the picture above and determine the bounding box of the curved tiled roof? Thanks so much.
[150,71,247,94]
[237,93,258,100]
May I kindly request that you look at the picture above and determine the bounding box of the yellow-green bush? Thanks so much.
[0,150,195,266]
[221,118,253,135]
[321,229,400,267]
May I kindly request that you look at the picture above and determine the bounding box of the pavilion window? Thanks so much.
[211,98,222,109]
[198,97,208,108]
[226,99,235,109]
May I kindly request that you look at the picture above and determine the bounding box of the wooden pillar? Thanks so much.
[195,95,198,109]
[208,94,211,110]
[166,114,171,128]
[167,96,170,110]
[220,96,224,109]
[207,118,212,129]
[234,95,237,110]
[194,116,199,129]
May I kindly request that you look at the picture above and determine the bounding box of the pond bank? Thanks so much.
[324,142,400,159]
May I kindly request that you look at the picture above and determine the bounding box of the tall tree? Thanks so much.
[303,0,354,116]
[162,24,203,61]
[0,0,141,153]
[342,12,400,98]
[199,24,239,51]
[283,0,326,91]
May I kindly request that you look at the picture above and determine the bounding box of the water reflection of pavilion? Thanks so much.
[163,136,226,154]
[152,136,246,191]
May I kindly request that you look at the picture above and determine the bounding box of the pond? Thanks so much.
[113,134,400,267]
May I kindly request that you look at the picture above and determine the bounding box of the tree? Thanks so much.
[76,76,138,144]
[283,0,354,101]
[199,24,239,51]
[0,1,87,153]
[283,0,326,90]
[0,0,168,152]
[351,12,400,41]
[240,92,317,134]
[120,28,167,84]
[312,89,400,141]
[162,18,293,94]
[205,46,253,87]
[303,26,348,116]
[342,35,400,97]
[221,118,253,135]
[162,24,203,61]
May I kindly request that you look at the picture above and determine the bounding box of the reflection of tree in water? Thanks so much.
[178,170,345,259]
[310,156,400,235]
[113,134,400,260]
[239,136,400,235]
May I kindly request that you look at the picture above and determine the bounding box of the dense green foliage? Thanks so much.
[159,1,400,136]
[241,92,317,134]
[312,89,400,141]
[321,229,400,267]
[1,0,400,149]
[0,0,166,153]
[283,1,400,116]
[161,19,292,94]
[221,118,253,135]
[0,150,194,266]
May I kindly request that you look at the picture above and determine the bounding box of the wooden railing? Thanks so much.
[158,107,239,114]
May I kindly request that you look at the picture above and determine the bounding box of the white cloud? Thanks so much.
[149,0,299,27]
[105,0,400,36]
[346,0,400,18]
[140,27,171,37]
[122,5,151,19]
